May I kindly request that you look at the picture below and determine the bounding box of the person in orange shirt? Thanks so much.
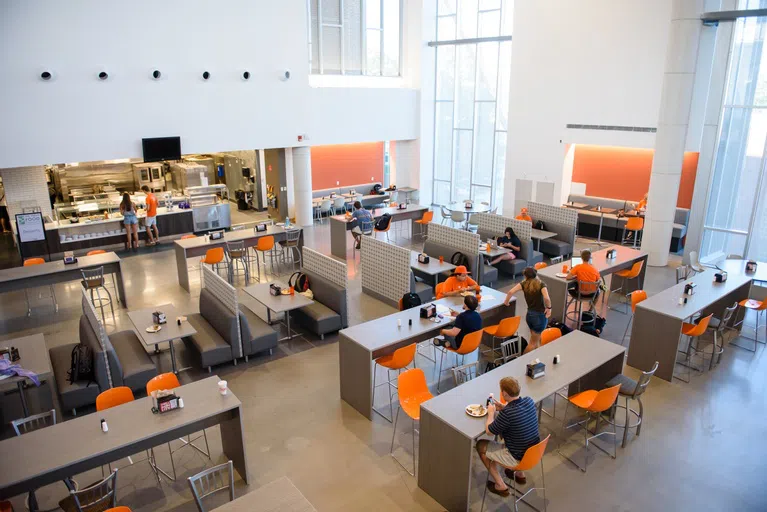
[437,265,480,299]
[141,185,159,246]
[637,193,648,211]
[515,208,532,223]
[566,249,601,298]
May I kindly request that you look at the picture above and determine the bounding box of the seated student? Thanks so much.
[515,208,532,222]
[566,249,601,298]
[437,265,480,299]
[434,295,481,349]
[349,201,374,249]
[637,192,648,211]
[490,227,522,265]
[476,376,540,495]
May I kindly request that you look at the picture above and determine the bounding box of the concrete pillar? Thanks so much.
[642,0,704,266]
[291,147,313,227]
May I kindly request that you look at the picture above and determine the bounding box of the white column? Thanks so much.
[0,166,53,233]
[642,0,704,266]
[394,139,421,203]
[291,147,313,227]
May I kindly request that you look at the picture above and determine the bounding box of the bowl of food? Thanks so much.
[465,404,487,417]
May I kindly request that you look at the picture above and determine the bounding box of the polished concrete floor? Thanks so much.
[1,216,766,511]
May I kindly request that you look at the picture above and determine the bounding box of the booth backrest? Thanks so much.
[79,314,122,389]
[568,193,627,211]
[674,208,690,226]
[340,182,383,196]
[312,187,341,199]
[545,221,576,247]
[423,240,480,281]
[304,270,348,327]
[199,288,239,349]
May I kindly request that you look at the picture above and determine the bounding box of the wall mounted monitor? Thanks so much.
[142,136,181,162]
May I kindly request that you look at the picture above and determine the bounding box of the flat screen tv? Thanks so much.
[142,136,181,162]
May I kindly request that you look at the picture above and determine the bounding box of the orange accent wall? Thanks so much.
[570,145,699,209]
[310,142,384,190]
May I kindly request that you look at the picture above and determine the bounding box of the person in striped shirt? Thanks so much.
[476,376,540,496]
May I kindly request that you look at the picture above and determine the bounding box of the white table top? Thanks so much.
[479,243,511,258]
[444,202,491,215]
[243,282,314,313]
[216,476,316,512]
[0,334,52,391]
[410,251,457,276]
[128,304,197,346]
[531,228,557,240]
[174,225,295,250]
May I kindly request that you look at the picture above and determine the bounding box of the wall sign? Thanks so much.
[16,212,46,243]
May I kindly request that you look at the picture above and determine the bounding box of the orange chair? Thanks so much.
[734,298,767,351]
[200,247,225,282]
[254,235,279,280]
[609,260,645,313]
[181,234,197,240]
[622,217,644,248]
[23,258,58,315]
[373,344,417,422]
[559,384,621,472]
[105,508,132,512]
[541,327,562,346]
[413,211,434,238]
[435,282,446,300]
[437,330,483,392]
[389,368,433,475]
[676,314,713,382]
[483,316,521,363]
[87,249,107,256]
[534,262,548,270]
[481,435,551,511]
[621,290,648,344]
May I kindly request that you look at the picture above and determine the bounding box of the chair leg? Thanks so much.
[622,396,630,448]
[390,407,400,455]
[437,349,445,392]
[25,289,31,316]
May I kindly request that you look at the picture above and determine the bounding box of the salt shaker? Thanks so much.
[101,418,108,433]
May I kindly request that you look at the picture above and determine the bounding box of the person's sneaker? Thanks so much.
[504,469,526,484]
[433,336,446,346]
[485,481,510,497]
[355,243,361,249]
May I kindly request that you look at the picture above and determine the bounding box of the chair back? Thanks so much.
[12,409,56,436]
[689,251,705,272]
[420,211,434,223]
[320,200,332,212]
[398,368,430,403]
[81,267,105,289]
[588,384,622,413]
[68,470,118,512]
[534,262,547,270]
[510,435,550,471]
[675,265,691,284]
[333,197,346,209]
[360,219,375,235]
[440,205,451,219]
[626,217,644,231]
[146,372,181,395]
[629,290,648,313]
[285,228,301,246]
[489,316,521,338]
[451,361,479,386]
[435,282,446,299]
[256,236,275,252]
[451,210,466,222]
[576,279,601,297]
[541,327,562,345]
[203,247,225,264]
[87,250,107,256]
[96,386,135,411]
[467,213,478,226]
[631,361,659,399]
[226,240,245,259]
[500,337,522,363]
[727,253,743,260]
[181,234,198,240]
[187,461,235,512]
[687,313,713,337]
[24,258,45,266]
[388,343,417,369]
[455,329,483,355]
[716,303,738,333]
[626,260,644,279]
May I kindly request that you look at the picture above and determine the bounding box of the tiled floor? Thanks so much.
[1,217,767,511]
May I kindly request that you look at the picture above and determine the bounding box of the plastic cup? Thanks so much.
[218,380,228,396]
[439,256,444,264]
[562,264,569,273]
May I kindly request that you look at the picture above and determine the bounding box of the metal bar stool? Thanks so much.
[254,235,279,281]
[564,280,601,330]
[225,240,250,285]
[81,267,115,326]
[732,297,767,352]
[279,228,303,273]
[604,362,658,447]
[674,314,713,383]
[608,261,644,314]
[86,250,121,304]
[23,258,58,316]
[352,219,375,259]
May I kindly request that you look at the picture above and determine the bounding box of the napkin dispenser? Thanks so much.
[63,251,77,265]
[746,260,757,273]
[684,282,697,295]
[417,253,430,264]
[269,284,282,296]
[210,230,225,240]
[420,304,436,319]
[151,390,180,414]
[152,311,167,324]
[255,223,267,232]
[465,201,473,209]
[715,271,728,283]
[606,249,617,259]
[397,202,408,210]
[526,361,546,379]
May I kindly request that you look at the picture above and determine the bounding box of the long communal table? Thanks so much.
[174,225,303,291]
[0,252,128,308]
[217,476,315,512]
[418,331,625,512]
[339,287,515,420]
[329,205,429,259]
[537,245,647,323]
[0,376,250,502]
[627,268,752,381]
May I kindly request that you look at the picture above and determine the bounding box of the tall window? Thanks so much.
[308,0,401,76]
[431,0,513,213]
[702,10,767,262]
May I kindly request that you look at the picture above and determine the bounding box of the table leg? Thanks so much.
[115,263,129,308]
[220,405,250,484]
[17,380,29,417]
[170,339,178,374]
[596,213,605,246]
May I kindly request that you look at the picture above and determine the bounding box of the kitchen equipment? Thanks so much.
[132,163,165,192]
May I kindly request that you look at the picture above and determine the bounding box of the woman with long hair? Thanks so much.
[503,267,552,353]
[120,192,139,250]
[490,226,522,265]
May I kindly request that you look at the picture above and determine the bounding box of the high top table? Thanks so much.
[0,334,53,417]
[410,250,456,288]
[339,286,515,420]
[329,204,429,258]
[0,376,250,502]
[174,225,303,291]
[627,268,752,381]
[0,252,127,309]
[418,331,625,512]
[537,245,647,323]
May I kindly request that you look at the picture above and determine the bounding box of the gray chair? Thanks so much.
[694,302,738,369]
[81,267,115,326]
[60,470,117,512]
[605,361,658,447]
[279,228,302,272]
[676,264,692,284]
[353,218,375,258]
[225,240,250,285]
[439,205,451,225]
[187,461,235,512]
[451,361,479,386]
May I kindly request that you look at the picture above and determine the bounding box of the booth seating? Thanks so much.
[410,271,434,304]
[50,315,157,414]
[477,229,543,278]
[239,308,280,359]
[537,221,576,258]
[422,240,496,286]
[291,270,348,339]
[311,182,390,209]
[567,194,689,252]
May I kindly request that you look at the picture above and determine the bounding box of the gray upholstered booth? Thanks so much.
[291,270,348,339]
[312,182,390,209]
[537,221,576,258]
[184,288,247,372]
[477,229,542,277]
[239,308,279,358]
[411,271,434,304]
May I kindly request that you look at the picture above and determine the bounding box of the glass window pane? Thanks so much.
[434,103,454,181]
[436,46,455,100]
[438,15,456,41]
[434,181,452,205]
[472,186,492,206]
[366,0,381,29]
[496,41,512,130]
[382,0,400,76]
[472,102,496,186]
[366,28,381,75]
[322,26,342,74]
[476,42,499,101]
[438,0,457,16]
[726,16,767,106]
[453,130,473,202]
[479,0,501,10]
[493,132,507,213]
[457,0,478,39]
[478,10,501,38]
[322,0,341,24]
[455,45,477,129]
[701,230,747,263]
[500,0,514,36]
[310,0,320,73]
[344,0,362,74]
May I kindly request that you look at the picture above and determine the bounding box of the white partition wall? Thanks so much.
[473,213,532,241]
[202,266,243,360]
[81,289,113,388]
[426,223,481,256]
[360,236,410,307]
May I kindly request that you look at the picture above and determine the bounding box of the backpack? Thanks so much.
[580,312,606,336]
[375,213,392,231]
[534,220,546,231]
[289,271,310,292]
[68,343,94,384]
[548,320,573,335]
[450,251,470,268]
[400,292,422,310]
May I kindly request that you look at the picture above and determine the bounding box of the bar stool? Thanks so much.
[390,368,433,476]
[564,280,601,329]
[482,316,521,365]
[200,247,225,281]
[436,330,483,392]
[622,217,644,248]
[605,362,658,447]
[534,262,548,270]
[225,240,250,285]
[317,199,332,223]
[541,327,561,346]
[674,313,713,383]
[81,267,115,326]
[621,290,647,346]
[23,258,58,316]
[558,384,621,472]
[693,303,738,369]
[279,228,302,272]
[439,206,451,225]
[609,261,644,313]
[480,435,550,512]
[352,219,375,259]
[413,211,434,238]
[86,250,121,304]
[254,235,279,281]
[372,343,416,422]
[733,297,767,352]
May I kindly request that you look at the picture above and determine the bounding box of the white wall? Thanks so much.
[503,0,673,210]
[0,0,418,168]
[0,167,53,232]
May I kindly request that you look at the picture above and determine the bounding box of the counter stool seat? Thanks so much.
[603,361,658,447]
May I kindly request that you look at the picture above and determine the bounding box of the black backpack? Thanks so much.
[580,312,606,336]
[401,292,422,310]
[548,320,573,335]
[534,220,546,231]
[450,251,470,268]
[289,271,310,292]
[375,213,392,231]
[68,343,94,384]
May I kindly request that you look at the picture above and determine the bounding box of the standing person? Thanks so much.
[120,193,139,250]
[503,267,552,353]
[490,227,522,265]
[349,201,374,250]
[515,208,532,222]
[566,249,601,299]
[434,294,481,349]
[476,376,540,495]
[437,265,481,299]
[141,185,159,246]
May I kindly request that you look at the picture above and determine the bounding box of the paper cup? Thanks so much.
[218,380,228,395]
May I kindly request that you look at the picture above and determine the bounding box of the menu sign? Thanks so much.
[16,213,46,243]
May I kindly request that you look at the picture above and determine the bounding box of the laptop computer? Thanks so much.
[570,256,583,267]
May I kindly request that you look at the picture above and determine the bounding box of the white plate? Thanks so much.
[465,404,487,417]
[555,272,568,278]
[146,325,162,333]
